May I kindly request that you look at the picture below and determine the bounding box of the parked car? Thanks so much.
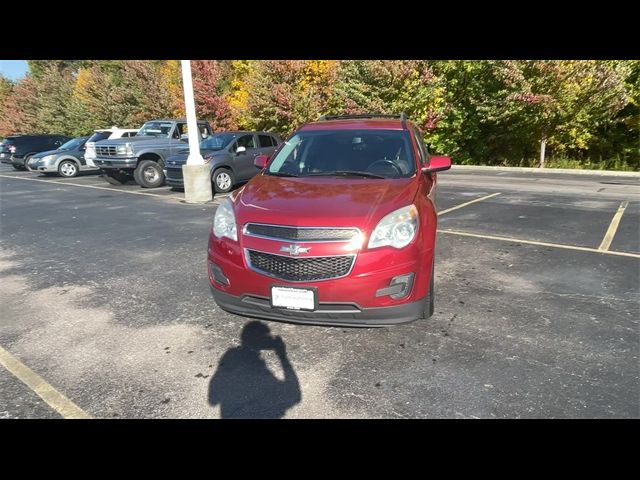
[208,114,452,326]
[0,134,72,170]
[26,136,91,177]
[85,127,139,168]
[164,131,282,193]
[92,119,213,188]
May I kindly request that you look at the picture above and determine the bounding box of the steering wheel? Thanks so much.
[367,159,402,176]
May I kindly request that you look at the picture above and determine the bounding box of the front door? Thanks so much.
[233,134,259,181]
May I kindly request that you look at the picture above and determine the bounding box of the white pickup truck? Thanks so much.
[85,127,139,168]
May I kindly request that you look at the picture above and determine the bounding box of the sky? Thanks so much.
[0,60,28,80]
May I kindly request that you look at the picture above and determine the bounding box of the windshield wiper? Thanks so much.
[267,171,299,177]
[306,170,385,179]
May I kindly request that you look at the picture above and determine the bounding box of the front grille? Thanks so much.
[167,167,183,180]
[95,145,117,156]
[245,223,358,242]
[246,250,354,281]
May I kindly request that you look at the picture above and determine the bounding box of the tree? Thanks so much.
[191,60,236,130]
[332,61,451,153]
[245,60,338,135]
[27,60,85,79]
[480,60,630,167]
[32,64,76,135]
[0,76,39,136]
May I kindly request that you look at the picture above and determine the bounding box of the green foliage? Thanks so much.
[2,60,638,170]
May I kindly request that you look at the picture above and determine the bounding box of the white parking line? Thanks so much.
[438,192,502,216]
[0,174,186,202]
[438,228,640,259]
[0,345,91,419]
[0,174,228,206]
[598,201,629,251]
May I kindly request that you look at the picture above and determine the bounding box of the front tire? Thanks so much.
[135,160,165,188]
[212,168,234,193]
[58,160,79,178]
[103,170,133,185]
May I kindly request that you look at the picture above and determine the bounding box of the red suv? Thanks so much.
[207,114,451,326]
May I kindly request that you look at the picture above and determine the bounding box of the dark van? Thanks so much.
[0,134,72,170]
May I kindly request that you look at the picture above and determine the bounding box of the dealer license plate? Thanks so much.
[271,286,316,311]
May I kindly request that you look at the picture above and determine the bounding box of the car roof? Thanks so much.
[299,118,406,131]
[213,131,278,135]
[6,134,68,139]
[146,119,209,123]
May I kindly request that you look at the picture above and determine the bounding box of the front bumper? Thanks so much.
[211,286,426,327]
[165,168,184,187]
[0,153,13,164]
[208,229,433,326]
[93,157,137,169]
[27,161,56,172]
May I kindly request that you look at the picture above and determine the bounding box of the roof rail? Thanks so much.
[318,113,408,129]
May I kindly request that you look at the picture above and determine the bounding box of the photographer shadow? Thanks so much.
[208,321,301,418]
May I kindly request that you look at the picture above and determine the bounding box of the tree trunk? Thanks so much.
[539,136,547,168]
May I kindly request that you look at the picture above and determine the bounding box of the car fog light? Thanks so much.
[209,261,229,286]
[375,273,415,299]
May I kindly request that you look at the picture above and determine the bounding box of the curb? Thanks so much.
[450,165,640,178]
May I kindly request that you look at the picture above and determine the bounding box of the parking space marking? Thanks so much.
[438,192,501,216]
[438,228,640,259]
[0,174,230,206]
[598,201,629,251]
[0,174,197,203]
[0,345,91,419]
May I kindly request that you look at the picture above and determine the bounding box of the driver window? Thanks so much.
[173,124,185,139]
[236,135,256,150]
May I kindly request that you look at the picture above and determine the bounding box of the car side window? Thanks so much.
[173,124,184,139]
[198,124,210,139]
[270,136,279,146]
[412,126,429,165]
[258,135,274,148]
[236,135,256,150]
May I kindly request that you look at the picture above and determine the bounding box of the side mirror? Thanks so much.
[254,155,269,169]
[422,156,451,173]
[180,134,189,142]
[235,146,247,155]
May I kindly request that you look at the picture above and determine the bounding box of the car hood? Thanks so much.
[166,149,226,165]
[32,149,61,159]
[233,174,419,231]
[97,136,168,145]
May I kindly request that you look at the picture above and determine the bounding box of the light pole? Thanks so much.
[180,60,212,203]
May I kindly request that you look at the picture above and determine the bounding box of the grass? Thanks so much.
[461,156,639,171]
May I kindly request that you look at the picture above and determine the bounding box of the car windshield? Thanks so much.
[266,129,416,179]
[60,137,87,150]
[200,133,236,151]
[87,132,111,143]
[137,121,173,138]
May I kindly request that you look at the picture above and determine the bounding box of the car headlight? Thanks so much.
[41,155,56,163]
[368,205,418,249]
[116,143,134,156]
[213,198,237,241]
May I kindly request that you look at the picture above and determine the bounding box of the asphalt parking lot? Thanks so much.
[0,165,638,418]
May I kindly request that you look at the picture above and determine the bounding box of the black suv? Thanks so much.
[1,134,72,170]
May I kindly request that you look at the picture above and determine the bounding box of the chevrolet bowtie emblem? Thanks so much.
[280,245,311,256]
